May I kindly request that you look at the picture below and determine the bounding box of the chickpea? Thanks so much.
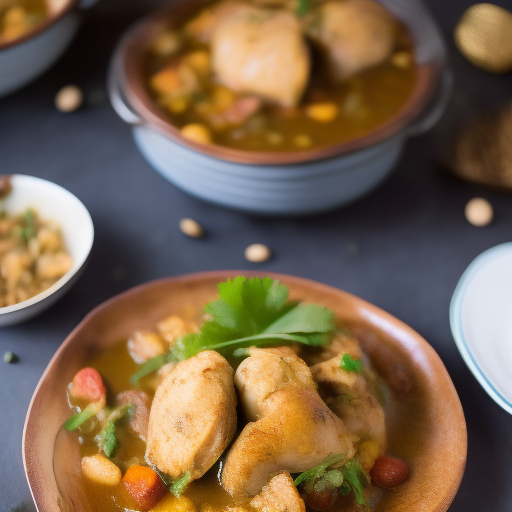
[181,123,212,144]
[356,440,382,472]
[306,102,339,122]
[81,455,121,486]
[186,50,211,76]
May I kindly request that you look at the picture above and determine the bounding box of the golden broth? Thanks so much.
[145,1,417,152]
[68,335,424,512]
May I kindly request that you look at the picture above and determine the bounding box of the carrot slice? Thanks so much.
[123,465,168,511]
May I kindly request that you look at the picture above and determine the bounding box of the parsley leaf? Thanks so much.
[294,456,370,510]
[131,351,178,384]
[340,354,363,373]
[131,277,336,380]
[169,471,192,497]
[177,277,335,358]
[64,403,102,431]
[95,403,134,458]
[341,460,370,508]
[21,209,37,241]
[296,0,311,16]
[294,454,346,486]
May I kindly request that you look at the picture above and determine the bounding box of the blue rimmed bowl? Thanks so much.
[450,243,512,414]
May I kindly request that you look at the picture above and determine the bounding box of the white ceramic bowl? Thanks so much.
[109,0,451,216]
[450,243,512,415]
[0,175,94,326]
[0,0,99,98]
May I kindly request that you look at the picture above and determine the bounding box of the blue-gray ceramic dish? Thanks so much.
[109,0,451,216]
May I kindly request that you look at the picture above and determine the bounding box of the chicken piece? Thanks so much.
[117,390,150,441]
[185,1,250,43]
[35,252,72,280]
[250,472,305,512]
[156,315,198,346]
[221,386,355,501]
[211,6,310,107]
[146,351,237,481]
[235,347,316,421]
[311,352,386,448]
[127,331,167,364]
[1,248,32,290]
[305,0,397,81]
[303,332,363,366]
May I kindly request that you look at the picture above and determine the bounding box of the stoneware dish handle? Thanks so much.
[407,69,453,137]
[108,62,143,126]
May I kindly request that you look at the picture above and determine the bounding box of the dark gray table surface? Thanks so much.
[1,0,512,510]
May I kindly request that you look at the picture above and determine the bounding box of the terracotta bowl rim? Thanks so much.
[0,0,80,52]
[23,270,467,512]
[114,0,444,165]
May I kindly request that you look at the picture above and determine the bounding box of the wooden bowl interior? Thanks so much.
[118,0,439,165]
[23,272,467,512]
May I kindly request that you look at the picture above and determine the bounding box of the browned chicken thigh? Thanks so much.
[250,472,306,512]
[210,5,310,107]
[145,351,237,480]
[305,0,397,81]
[222,348,355,502]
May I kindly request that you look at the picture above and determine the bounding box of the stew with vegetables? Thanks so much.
[64,277,411,512]
[0,207,72,307]
[146,0,417,152]
[0,0,47,44]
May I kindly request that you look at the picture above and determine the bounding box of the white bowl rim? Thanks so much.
[0,174,94,316]
[450,242,512,415]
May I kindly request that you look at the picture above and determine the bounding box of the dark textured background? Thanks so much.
[1,0,512,510]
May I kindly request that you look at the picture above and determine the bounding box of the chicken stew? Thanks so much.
[146,0,417,152]
[64,277,411,512]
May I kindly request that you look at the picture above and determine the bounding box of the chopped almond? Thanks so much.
[123,465,168,511]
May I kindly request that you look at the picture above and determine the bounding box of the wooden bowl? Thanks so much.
[23,271,467,512]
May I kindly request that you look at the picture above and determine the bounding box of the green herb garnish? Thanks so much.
[131,351,178,384]
[296,0,311,16]
[341,460,370,508]
[64,403,101,431]
[170,471,192,497]
[131,277,336,381]
[294,454,346,486]
[340,354,363,373]
[95,403,134,458]
[20,209,37,241]
[294,456,370,509]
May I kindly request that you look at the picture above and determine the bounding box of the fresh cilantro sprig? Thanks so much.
[131,351,178,384]
[131,277,336,381]
[296,0,311,16]
[155,469,192,497]
[64,403,102,431]
[95,403,134,458]
[340,354,363,373]
[294,456,370,509]
[21,209,37,241]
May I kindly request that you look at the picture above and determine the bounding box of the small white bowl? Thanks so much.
[0,175,94,326]
[450,243,512,414]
